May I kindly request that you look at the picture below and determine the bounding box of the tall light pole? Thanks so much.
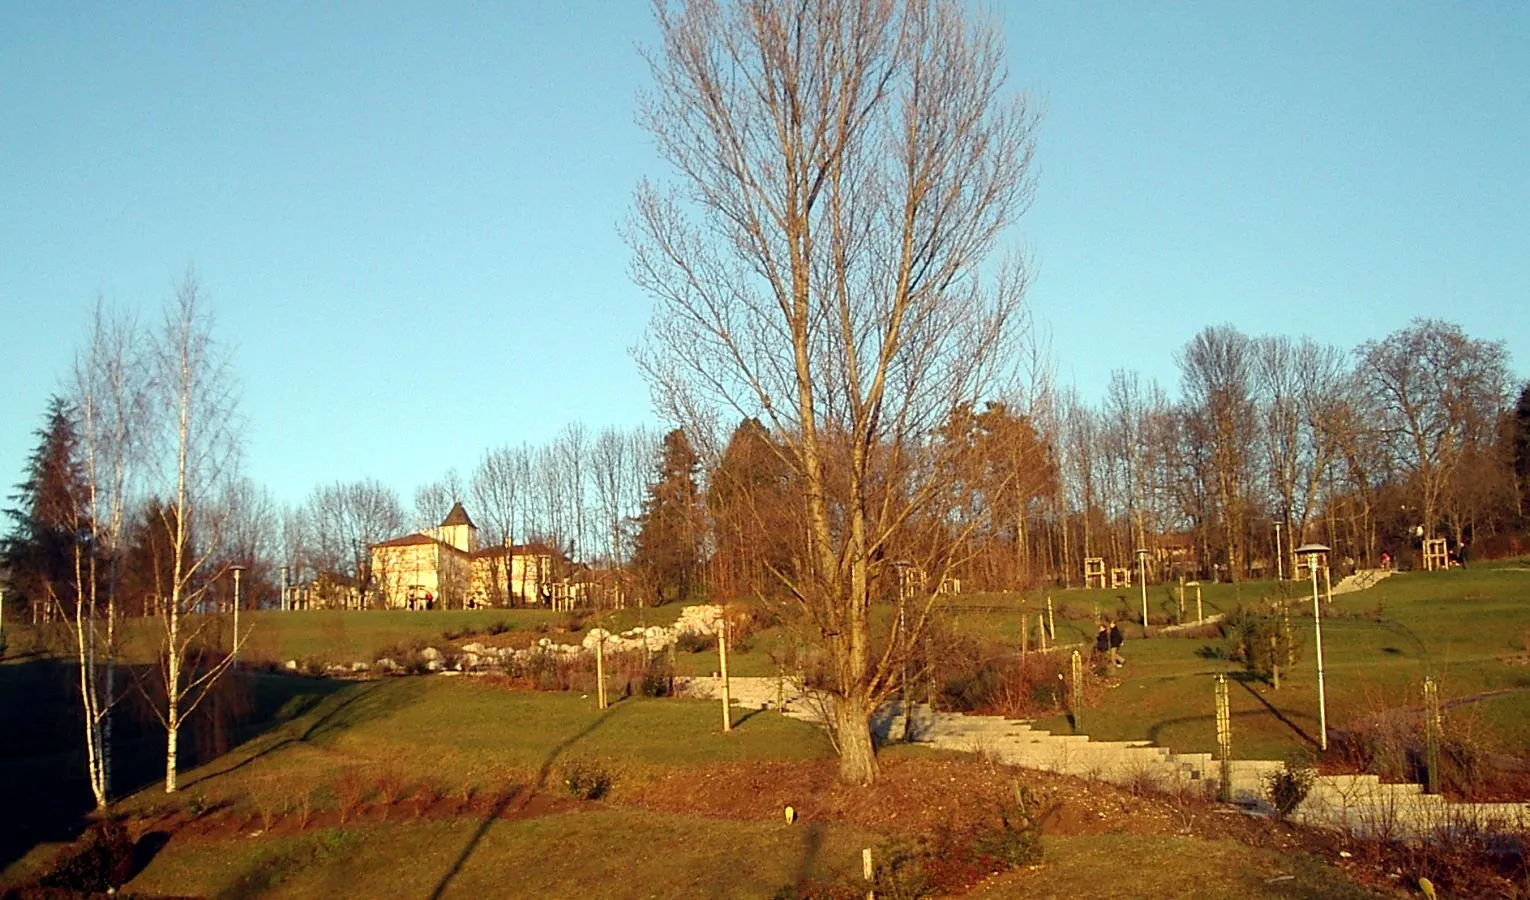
[1273,521,1284,581]
[1296,543,1330,751]
[230,565,246,665]
[1136,548,1150,632]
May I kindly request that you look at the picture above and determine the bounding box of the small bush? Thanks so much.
[639,655,674,697]
[488,619,511,635]
[1265,756,1315,817]
[675,631,716,654]
[40,819,134,894]
[561,760,613,801]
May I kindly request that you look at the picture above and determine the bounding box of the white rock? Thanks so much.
[421,646,443,662]
[284,659,299,671]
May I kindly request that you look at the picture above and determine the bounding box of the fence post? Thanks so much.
[1424,676,1441,795]
[863,847,874,900]
[1215,674,1232,803]
[1070,650,1084,735]
[596,632,607,710]
[719,619,732,733]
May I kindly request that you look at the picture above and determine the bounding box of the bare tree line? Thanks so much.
[1023,319,1517,588]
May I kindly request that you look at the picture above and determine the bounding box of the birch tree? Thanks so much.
[66,303,149,808]
[630,0,1038,783]
[145,273,245,793]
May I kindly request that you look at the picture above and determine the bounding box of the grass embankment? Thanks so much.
[4,674,1387,899]
[1012,562,1530,761]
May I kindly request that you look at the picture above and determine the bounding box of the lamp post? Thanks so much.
[230,565,246,665]
[280,565,290,612]
[1296,543,1330,751]
[1135,548,1150,632]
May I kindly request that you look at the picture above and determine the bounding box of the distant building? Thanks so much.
[368,502,570,609]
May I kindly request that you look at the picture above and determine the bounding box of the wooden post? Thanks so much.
[1020,614,1028,660]
[719,619,732,733]
[1215,674,1232,802]
[1424,677,1441,795]
[1037,613,1047,652]
[596,632,607,710]
[863,847,874,900]
[1070,650,1084,735]
[1269,630,1280,690]
[1046,596,1056,644]
[1177,575,1185,619]
[1196,584,1203,624]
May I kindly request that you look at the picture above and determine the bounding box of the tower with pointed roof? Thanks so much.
[435,501,478,554]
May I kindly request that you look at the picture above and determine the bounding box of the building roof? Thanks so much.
[370,533,436,549]
[440,501,476,529]
[369,532,470,556]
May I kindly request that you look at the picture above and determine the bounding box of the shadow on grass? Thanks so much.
[427,700,630,900]
[0,663,362,875]
[176,677,386,791]
[1228,673,1319,749]
[789,822,826,896]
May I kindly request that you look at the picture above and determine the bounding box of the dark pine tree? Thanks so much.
[2,395,87,621]
[631,428,702,605]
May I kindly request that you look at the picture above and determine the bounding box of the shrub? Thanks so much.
[488,619,511,635]
[639,655,674,697]
[1265,756,1315,818]
[561,760,613,801]
[675,631,716,654]
[40,819,134,894]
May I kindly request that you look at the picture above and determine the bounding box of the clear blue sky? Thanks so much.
[3,2,1526,509]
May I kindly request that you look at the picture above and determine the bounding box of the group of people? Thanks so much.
[1093,620,1124,667]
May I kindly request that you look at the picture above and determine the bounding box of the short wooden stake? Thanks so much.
[1046,596,1056,642]
[719,620,732,733]
[1037,613,1047,652]
[863,847,874,899]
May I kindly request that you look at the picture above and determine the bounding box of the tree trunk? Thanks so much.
[833,693,878,786]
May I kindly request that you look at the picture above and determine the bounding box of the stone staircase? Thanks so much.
[680,676,1530,838]
[1330,567,1395,596]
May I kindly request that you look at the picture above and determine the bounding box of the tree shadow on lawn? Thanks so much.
[176,677,394,792]
[1228,673,1320,749]
[427,697,632,900]
[0,664,356,877]
[1141,675,1318,753]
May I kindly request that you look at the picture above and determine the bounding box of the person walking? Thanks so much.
[1108,619,1125,667]
[1093,622,1110,665]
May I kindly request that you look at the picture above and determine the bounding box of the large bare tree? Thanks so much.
[1177,326,1258,581]
[304,479,404,607]
[630,0,1038,783]
[1360,319,1510,543]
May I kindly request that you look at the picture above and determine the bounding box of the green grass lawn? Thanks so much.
[967,834,1385,899]
[1017,561,1530,760]
[124,809,884,900]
